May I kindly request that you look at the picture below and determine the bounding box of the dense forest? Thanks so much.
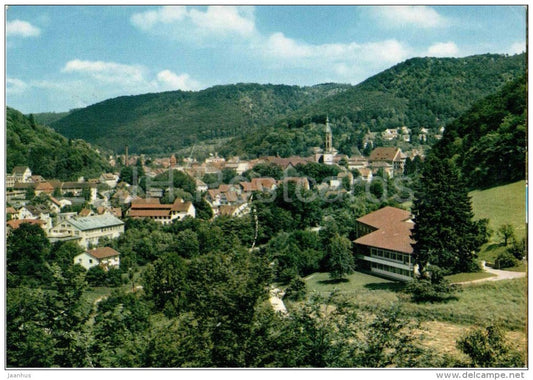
[32,111,71,125]
[432,74,526,188]
[50,83,351,154]
[6,107,111,181]
[48,53,525,157]
[220,53,526,159]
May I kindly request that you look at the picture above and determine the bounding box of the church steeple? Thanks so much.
[325,115,332,154]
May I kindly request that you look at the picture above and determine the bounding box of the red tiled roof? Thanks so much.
[171,200,193,212]
[224,191,239,203]
[354,221,414,254]
[207,189,221,199]
[219,205,239,216]
[369,147,401,162]
[35,182,54,191]
[354,206,414,254]
[251,177,276,190]
[79,208,92,217]
[356,206,411,229]
[7,219,45,229]
[87,247,120,259]
[240,182,256,192]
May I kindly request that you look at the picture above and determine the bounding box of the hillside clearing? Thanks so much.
[470,180,526,240]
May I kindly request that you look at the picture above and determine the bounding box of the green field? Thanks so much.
[469,180,527,265]
[304,272,527,331]
[470,180,527,240]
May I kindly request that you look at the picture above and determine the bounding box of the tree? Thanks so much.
[497,224,515,246]
[175,229,200,258]
[25,185,35,201]
[405,266,459,303]
[411,155,485,275]
[7,222,51,285]
[457,324,524,367]
[326,234,355,280]
[283,276,307,301]
[119,166,135,185]
[221,168,238,184]
[90,290,151,367]
[507,237,526,260]
[193,197,214,220]
[142,252,188,316]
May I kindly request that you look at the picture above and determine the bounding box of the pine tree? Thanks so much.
[411,155,483,275]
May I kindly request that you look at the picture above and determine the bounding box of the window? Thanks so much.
[89,259,93,264]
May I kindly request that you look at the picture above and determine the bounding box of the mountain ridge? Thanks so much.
[44,53,526,156]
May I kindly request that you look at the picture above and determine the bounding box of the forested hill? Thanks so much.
[48,53,524,157]
[50,83,351,154]
[7,107,111,181]
[431,74,526,189]
[219,53,525,158]
[291,53,525,130]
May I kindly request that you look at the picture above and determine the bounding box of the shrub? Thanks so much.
[283,276,307,301]
[507,237,526,260]
[494,251,518,269]
[405,267,459,303]
[457,324,524,367]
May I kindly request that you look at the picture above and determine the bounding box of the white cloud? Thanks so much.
[260,32,411,81]
[155,70,202,91]
[62,59,146,85]
[7,19,41,37]
[508,41,526,55]
[131,5,256,43]
[6,78,29,94]
[373,6,449,29]
[189,6,255,37]
[61,59,203,92]
[426,42,459,57]
[130,6,187,31]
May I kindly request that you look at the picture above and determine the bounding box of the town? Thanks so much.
[5,5,527,371]
[6,120,422,281]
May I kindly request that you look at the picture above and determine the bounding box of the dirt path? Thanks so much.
[454,261,526,285]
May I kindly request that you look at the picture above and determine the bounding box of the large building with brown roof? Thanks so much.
[368,147,406,177]
[353,206,415,281]
[128,197,195,225]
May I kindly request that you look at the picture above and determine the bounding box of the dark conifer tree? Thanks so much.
[411,155,484,275]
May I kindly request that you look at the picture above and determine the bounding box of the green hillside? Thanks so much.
[471,180,527,241]
[7,107,111,181]
[32,111,71,126]
[220,53,525,158]
[49,53,524,157]
[433,74,526,188]
[50,83,350,154]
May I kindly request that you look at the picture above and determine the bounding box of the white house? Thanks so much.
[49,214,125,249]
[12,166,32,183]
[99,173,119,188]
[74,247,121,270]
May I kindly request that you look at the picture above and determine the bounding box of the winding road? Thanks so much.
[454,261,526,285]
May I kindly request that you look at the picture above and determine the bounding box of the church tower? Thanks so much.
[325,116,332,153]
[323,116,334,165]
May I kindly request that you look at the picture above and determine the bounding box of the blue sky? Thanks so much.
[6,5,527,114]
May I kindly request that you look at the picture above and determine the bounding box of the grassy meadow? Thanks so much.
[470,180,527,266]
[302,272,527,360]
